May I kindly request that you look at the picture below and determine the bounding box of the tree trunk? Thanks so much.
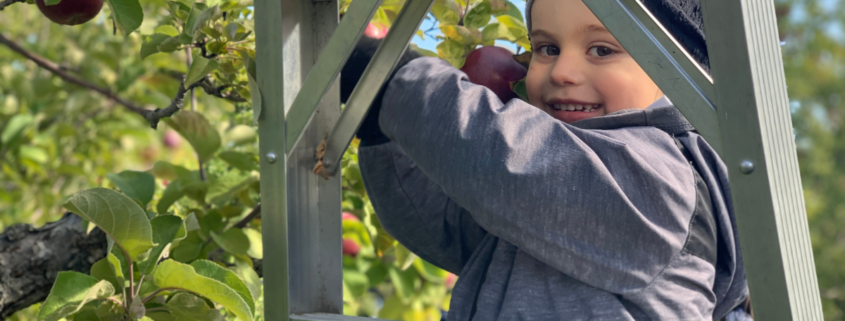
[0,213,265,319]
[0,213,108,318]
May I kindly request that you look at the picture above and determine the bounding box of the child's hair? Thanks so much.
[524,0,711,73]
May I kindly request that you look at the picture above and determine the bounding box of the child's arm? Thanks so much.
[377,57,698,294]
[358,141,488,274]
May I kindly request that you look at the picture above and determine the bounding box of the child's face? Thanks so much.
[525,0,663,123]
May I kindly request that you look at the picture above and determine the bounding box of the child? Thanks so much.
[340,0,750,319]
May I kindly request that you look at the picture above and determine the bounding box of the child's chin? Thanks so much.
[548,107,605,123]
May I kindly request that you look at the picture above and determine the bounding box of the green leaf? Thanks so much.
[153,260,253,321]
[64,188,155,262]
[181,181,209,203]
[209,228,249,255]
[394,243,417,271]
[170,231,203,263]
[224,22,239,41]
[104,0,144,36]
[431,0,460,24]
[243,227,263,259]
[166,1,191,20]
[95,300,125,321]
[495,15,527,42]
[218,151,258,171]
[436,39,468,68]
[107,170,155,207]
[157,37,182,53]
[37,272,114,321]
[233,259,261,301]
[481,23,500,46]
[155,25,180,37]
[463,1,492,29]
[151,161,193,181]
[185,53,219,87]
[410,43,439,57]
[20,145,49,164]
[164,292,223,320]
[183,3,209,37]
[247,71,261,126]
[139,215,186,275]
[89,253,125,294]
[198,210,224,241]
[219,205,244,218]
[191,259,255,315]
[222,125,257,147]
[492,0,523,22]
[191,5,222,35]
[440,24,477,46]
[342,269,369,299]
[1,113,33,144]
[387,265,417,303]
[156,179,185,215]
[43,0,60,5]
[511,78,528,102]
[164,111,221,163]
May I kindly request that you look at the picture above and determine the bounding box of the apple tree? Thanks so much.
[0,0,529,319]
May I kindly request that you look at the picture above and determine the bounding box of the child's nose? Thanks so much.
[549,52,586,87]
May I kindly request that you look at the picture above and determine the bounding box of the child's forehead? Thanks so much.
[525,0,606,36]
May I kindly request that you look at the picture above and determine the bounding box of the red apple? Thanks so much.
[445,272,457,289]
[342,238,360,257]
[363,22,387,39]
[339,13,388,39]
[35,0,104,26]
[163,130,181,149]
[342,212,360,222]
[460,46,528,103]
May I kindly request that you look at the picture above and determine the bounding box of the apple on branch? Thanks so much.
[35,0,103,26]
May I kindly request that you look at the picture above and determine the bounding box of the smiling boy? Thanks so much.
[341,0,750,319]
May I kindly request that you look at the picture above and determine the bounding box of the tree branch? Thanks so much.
[233,204,261,229]
[0,0,25,11]
[0,213,108,318]
[0,33,199,129]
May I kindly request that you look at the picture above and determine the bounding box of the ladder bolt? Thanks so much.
[266,152,278,164]
[739,160,755,174]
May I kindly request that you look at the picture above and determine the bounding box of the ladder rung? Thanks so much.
[584,0,723,155]
[321,0,436,175]
[285,0,384,154]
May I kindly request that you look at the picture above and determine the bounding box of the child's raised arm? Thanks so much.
[377,57,698,293]
[358,141,488,274]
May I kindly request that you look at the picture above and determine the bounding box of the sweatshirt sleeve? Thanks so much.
[358,141,488,274]
[377,57,697,293]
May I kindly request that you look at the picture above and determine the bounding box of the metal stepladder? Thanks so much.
[254,0,824,319]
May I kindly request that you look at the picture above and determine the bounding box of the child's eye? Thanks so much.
[588,45,616,58]
[537,45,560,57]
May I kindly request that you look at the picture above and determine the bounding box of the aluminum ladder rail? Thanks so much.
[582,0,823,319]
[255,0,824,319]
[255,0,432,319]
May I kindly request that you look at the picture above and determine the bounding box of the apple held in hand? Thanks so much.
[36,0,104,26]
[460,46,528,103]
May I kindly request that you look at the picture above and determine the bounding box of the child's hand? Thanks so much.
[340,36,422,144]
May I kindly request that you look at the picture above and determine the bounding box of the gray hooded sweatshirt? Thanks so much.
[358,57,748,320]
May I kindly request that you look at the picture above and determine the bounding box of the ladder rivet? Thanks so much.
[739,160,755,174]
[266,153,278,164]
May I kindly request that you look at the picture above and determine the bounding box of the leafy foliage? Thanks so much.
[4,0,845,319]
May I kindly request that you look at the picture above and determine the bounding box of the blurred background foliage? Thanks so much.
[1,0,844,319]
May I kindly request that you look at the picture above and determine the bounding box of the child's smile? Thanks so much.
[544,98,604,123]
[525,0,663,124]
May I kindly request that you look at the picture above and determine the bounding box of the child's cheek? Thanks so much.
[525,65,545,109]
